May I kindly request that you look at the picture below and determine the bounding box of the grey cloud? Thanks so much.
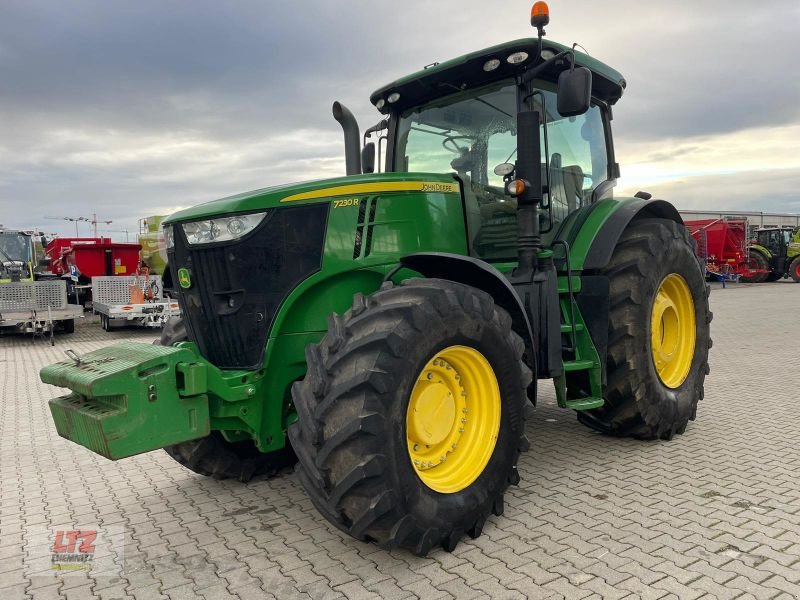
[1,0,798,237]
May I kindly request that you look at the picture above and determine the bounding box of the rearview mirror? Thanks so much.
[557,66,592,117]
[361,142,376,174]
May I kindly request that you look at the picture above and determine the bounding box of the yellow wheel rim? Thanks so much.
[406,345,501,494]
[651,274,696,388]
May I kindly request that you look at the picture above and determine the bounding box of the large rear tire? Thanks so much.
[577,218,712,440]
[158,317,297,482]
[289,279,531,555]
[741,250,769,283]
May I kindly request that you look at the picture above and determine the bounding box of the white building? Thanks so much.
[679,210,800,229]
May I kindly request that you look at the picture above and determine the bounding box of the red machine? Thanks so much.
[46,238,141,278]
[684,218,765,281]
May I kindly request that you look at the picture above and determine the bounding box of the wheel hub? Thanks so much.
[650,273,696,388]
[406,346,500,494]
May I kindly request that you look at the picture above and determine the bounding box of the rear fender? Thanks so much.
[560,197,683,272]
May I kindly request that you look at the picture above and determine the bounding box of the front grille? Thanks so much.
[170,204,329,369]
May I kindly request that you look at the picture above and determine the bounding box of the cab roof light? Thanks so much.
[531,2,550,30]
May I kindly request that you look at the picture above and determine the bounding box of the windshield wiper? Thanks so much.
[0,245,17,263]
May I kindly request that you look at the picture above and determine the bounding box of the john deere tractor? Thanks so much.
[41,4,711,555]
[745,226,800,283]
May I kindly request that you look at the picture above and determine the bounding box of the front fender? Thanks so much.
[749,244,772,260]
[399,252,535,361]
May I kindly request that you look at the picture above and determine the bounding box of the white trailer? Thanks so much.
[0,279,83,341]
[92,275,180,330]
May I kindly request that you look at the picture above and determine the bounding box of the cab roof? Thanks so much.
[370,38,626,115]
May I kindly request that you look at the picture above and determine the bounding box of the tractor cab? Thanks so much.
[756,227,795,258]
[365,37,625,259]
[0,229,35,283]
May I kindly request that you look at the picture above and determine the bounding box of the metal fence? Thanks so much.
[92,275,164,306]
[0,280,68,313]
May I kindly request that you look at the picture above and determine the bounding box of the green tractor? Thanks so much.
[746,226,800,283]
[40,4,711,555]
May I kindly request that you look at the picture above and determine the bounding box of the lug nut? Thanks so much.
[148,393,157,402]
[440,456,446,463]
[428,462,434,468]
[461,417,467,423]
[459,427,464,433]
[413,444,419,451]
[426,372,433,380]
[462,408,468,413]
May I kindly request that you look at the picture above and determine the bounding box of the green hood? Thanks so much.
[163,172,458,224]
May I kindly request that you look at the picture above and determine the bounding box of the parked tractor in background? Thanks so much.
[745,226,800,283]
[40,3,712,555]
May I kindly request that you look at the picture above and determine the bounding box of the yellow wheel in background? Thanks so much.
[406,345,501,494]
[651,273,696,388]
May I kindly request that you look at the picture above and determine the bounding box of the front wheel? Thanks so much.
[289,279,531,555]
[578,218,712,440]
[790,257,800,283]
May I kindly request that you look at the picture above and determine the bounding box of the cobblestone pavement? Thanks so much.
[1,282,799,599]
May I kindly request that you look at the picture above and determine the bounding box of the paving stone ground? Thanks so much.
[1,281,798,599]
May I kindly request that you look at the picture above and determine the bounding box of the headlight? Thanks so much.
[181,212,268,245]
[161,225,174,250]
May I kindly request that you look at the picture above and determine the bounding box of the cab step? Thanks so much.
[564,397,604,411]
[563,359,596,372]
[560,323,585,334]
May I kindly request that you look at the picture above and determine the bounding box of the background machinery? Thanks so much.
[0,227,82,336]
[745,226,800,283]
[40,3,711,555]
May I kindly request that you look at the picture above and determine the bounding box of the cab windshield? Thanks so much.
[0,233,32,263]
[394,79,609,259]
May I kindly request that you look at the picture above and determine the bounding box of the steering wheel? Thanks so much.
[442,135,475,154]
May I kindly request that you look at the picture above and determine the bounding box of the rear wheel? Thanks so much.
[741,251,769,283]
[790,257,800,283]
[289,279,530,555]
[577,218,712,440]
[158,317,297,482]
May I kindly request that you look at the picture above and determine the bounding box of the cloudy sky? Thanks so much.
[1,0,799,240]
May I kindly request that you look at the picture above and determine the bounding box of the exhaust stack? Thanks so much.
[332,101,361,176]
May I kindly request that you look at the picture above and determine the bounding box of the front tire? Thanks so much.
[578,218,712,440]
[158,317,297,482]
[789,257,800,283]
[289,279,531,555]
